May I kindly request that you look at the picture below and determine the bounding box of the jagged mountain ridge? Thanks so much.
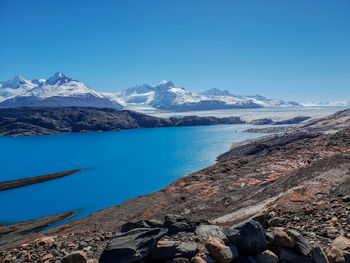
[1,74,300,111]
[0,73,123,109]
[105,80,300,111]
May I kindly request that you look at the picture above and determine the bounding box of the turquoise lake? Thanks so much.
[0,125,266,225]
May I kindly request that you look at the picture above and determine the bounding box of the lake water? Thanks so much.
[0,125,267,225]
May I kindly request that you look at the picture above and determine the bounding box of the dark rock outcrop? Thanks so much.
[164,215,196,234]
[285,229,312,256]
[99,228,166,263]
[225,220,267,255]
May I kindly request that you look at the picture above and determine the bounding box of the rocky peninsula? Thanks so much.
[0,169,82,192]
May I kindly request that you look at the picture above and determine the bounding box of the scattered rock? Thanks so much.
[269,228,294,248]
[41,253,54,261]
[256,250,278,263]
[226,220,267,255]
[99,228,166,263]
[205,237,238,263]
[332,236,350,251]
[327,247,345,263]
[304,206,313,215]
[36,236,56,246]
[61,251,87,263]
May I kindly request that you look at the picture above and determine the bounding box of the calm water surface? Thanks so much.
[0,125,266,225]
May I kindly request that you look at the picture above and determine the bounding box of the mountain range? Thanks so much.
[0,73,123,109]
[0,72,308,111]
[102,82,301,111]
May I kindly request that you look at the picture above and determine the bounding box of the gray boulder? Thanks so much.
[195,224,227,241]
[225,220,267,255]
[99,228,166,263]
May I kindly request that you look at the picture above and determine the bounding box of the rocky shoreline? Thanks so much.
[0,211,76,251]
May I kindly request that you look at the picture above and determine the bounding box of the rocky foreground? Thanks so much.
[1,109,350,262]
[2,212,350,263]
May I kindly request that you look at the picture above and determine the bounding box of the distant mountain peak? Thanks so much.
[157,80,174,88]
[46,72,71,85]
[14,75,26,82]
[1,75,30,89]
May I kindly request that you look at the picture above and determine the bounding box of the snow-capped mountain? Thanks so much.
[0,73,122,109]
[0,75,301,111]
[201,89,300,107]
[105,81,300,111]
[0,75,37,101]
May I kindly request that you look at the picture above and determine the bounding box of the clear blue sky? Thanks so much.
[1,0,349,102]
